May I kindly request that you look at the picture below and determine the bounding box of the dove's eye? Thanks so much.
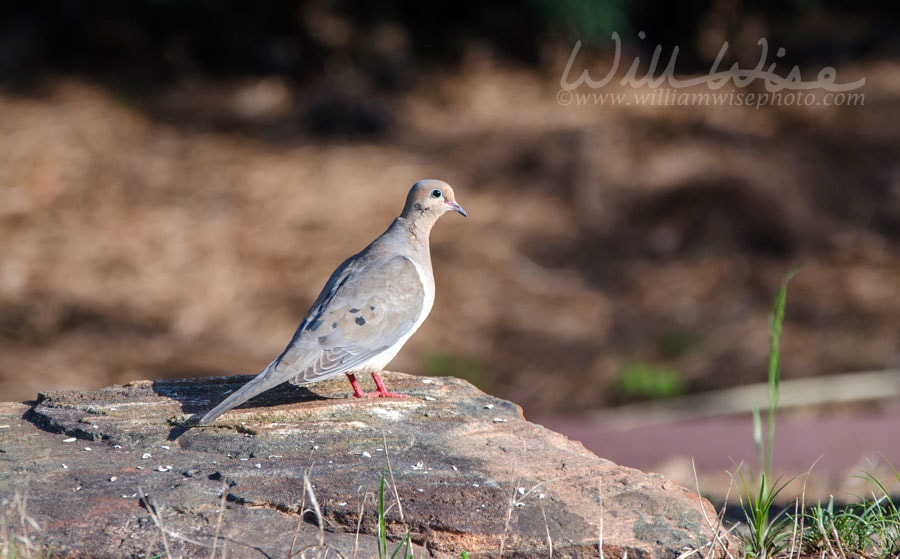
[430,189,443,199]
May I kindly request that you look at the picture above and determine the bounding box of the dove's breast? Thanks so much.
[356,255,434,372]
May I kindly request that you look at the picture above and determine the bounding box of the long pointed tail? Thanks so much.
[199,360,289,424]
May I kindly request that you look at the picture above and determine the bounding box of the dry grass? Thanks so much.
[0,487,42,559]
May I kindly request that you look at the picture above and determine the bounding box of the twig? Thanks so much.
[139,487,174,559]
[137,492,216,552]
[690,458,734,559]
[598,477,603,559]
[305,474,325,549]
[828,518,847,559]
[2,488,41,559]
[209,480,229,559]
[795,457,822,559]
[676,526,740,559]
[539,497,552,559]
[1,509,8,559]
[291,472,348,559]
[291,454,316,557]
[714,477,735,559]
[381,432,405,524]
[515,477,563,503]
[495,471,571,558]
[815,513,840,559]
[160,528,216,549]
[353,487,372,559]
[788,498,800,559]
[498,476,520,558]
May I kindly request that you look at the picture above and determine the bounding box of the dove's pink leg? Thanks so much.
[366,372,409,398]
[346,373,366,398]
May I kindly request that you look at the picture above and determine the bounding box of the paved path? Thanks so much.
[537,403,900,502]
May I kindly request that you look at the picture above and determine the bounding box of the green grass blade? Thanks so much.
[732,270,801,557]
[390,530,411,559]
[378,467,387,559]
[766,268,798,477]
[752,404,763,484]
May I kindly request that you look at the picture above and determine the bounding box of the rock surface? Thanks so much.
[0,373,734,558]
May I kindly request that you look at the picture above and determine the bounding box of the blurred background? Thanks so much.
[0,1,899,499]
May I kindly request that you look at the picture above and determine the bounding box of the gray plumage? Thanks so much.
[199,180,466,424]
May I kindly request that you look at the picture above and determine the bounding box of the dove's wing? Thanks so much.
[199,254,425,423]
[279,253,426,381]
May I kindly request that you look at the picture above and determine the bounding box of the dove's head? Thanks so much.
[402,180,467,222]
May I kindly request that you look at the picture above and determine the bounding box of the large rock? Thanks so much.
[0,373,734,558]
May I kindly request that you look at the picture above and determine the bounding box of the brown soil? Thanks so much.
[1,56,899,415]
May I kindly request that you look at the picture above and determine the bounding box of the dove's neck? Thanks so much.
[389,215,435,265]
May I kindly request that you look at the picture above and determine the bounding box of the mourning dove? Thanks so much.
[199,180,466,424]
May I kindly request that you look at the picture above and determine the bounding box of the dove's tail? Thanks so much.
[199,360,288,424]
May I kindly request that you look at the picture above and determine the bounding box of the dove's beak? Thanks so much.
[445,200,467,217]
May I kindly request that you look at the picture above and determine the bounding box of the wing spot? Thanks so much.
[309,319,322,332]
[349,308,360,313]
[332,322,338,328]
[370,305,376,310]
[355,316,366,326]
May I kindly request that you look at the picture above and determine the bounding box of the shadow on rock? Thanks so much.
[152,375,328,439]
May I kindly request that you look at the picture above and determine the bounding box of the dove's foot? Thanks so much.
[364,390,409,398]
[346,372,408,398]
[346,373,367,398]
[365,372,409,398]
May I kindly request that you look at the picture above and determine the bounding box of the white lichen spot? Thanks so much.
[371,407,404,421]
[412,461,424,470]
[492,418,507,423]
[421,379,434,384]
[160,445,170,450]
[83,447,92,451]
[61,464,67,469]
[361,451,372,458]
[109,476,118,482]
[517,487,526,495]
[484,404,494,409]
[254,464,261,469]
[141,453,152,460]
[157,465,172,472]
[337,502,347,506]
[424,396,436,401]
[63,438,76,443]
